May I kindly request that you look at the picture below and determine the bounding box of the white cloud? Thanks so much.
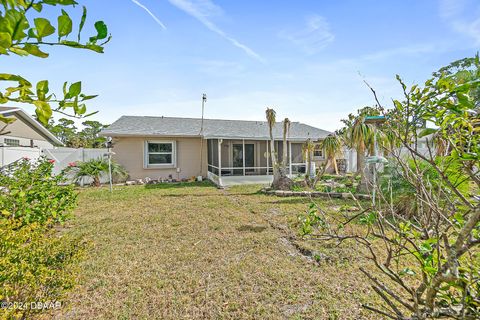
[167,0,264,62]
[279,15,334,54]
[439,0,480,44]
[130,0,167,30]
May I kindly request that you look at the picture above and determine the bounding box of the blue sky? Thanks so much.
[4,0,480,131]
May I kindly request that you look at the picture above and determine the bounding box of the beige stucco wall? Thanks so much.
[1,115,54,148]
[112,136,207,181]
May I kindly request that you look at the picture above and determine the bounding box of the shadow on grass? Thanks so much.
[237,225,267,233]
[144,181,215,190]
[262,198,311,205]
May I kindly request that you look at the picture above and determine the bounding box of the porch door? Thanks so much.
[233,144,254,175]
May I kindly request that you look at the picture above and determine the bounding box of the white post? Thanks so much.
[218,139,222,178]
[242,139,245,176]
[108,148,113,193]
[266,140,269,176]
[288,141,292,176]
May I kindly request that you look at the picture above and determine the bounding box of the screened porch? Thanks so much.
[206,138,308,186]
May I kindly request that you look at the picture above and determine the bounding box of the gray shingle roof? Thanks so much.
[101,116,330,141]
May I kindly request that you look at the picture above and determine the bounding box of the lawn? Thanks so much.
[48,182,379,319]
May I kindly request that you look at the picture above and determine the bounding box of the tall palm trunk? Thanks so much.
[281,118,290,177]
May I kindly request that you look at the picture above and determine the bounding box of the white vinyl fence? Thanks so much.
[43,147,109,185]
[0,146,42,166]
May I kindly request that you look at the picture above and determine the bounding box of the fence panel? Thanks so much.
[43,147,109,185]
[0,147,42,167]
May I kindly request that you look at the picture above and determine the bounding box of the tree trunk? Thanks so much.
[332,156,338,175]
[93,176,101,187]
[356,142,369,193]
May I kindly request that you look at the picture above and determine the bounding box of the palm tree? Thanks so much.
[281,118,291,174]
[348,117,372,174]
[265,108,279,181]
[70,158,128,187]
[346,116,373,192]
[302,138,315,179]
[321,134,343,174]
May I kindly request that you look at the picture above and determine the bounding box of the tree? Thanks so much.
[45,117,77,145]
[341,106,380,191]
[321,134,343,175]
[265,107,279,181]
[0,0,111,127]
[79,120,108,148]
[45,118,108,148]
[265,108,293,190]
[301,56,480,319]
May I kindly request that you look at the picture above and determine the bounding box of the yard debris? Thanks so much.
[262,189,371,200]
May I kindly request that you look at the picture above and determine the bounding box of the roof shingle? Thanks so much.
[101,116,330,141]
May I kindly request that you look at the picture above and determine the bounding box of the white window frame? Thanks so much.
[313,144,324,160]
[144,140,176,168]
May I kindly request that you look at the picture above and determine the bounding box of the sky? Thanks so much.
[3,0,480,131]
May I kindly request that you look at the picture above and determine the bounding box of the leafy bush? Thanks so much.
[0,158,84,319]
[68,158,128,187]
[381,157,471,218]
[0,158,77,225]
[0,219,86,319]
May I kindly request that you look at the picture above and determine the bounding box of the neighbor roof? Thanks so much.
[0,106,63,146]
[101,116,330,141]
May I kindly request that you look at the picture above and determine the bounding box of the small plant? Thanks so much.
[69,158,128,187]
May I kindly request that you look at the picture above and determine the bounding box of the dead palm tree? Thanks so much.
[281,118,291,174]
[265,108,279,180]
[321,134,343,175]
[302,138,315,179]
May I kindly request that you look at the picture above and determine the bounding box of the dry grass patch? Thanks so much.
[46,182,380,319]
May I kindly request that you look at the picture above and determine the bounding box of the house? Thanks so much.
[100,116,331,186]
[0,107,63,166]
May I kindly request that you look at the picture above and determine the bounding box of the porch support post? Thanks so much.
[288,141,292,176]
[266,140,269,175]
[242,139,245,176]
[218,139,222,178]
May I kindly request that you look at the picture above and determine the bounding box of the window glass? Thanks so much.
[148,143,172,153]
[146,141,174,165]
[313,145,323,157]
[4,138,20,146]
[149,153,172,164]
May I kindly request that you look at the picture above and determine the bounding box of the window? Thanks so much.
[313,144,323,158]
[4,138,20,147]
[145,141,176,167]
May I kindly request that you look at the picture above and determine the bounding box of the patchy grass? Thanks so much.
[47,182,380,319]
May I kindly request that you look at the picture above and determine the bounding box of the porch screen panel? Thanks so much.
[291,143,304,163]
[207,139,219,175]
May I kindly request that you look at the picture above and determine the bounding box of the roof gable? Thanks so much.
[0,107,63,146]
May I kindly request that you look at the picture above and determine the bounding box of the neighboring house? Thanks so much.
[101,116,331,186]
[0,107,63,166]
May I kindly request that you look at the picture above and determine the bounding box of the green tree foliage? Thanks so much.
[302,56,480,319]
[321,134,343,175]
[0,0,111,125]
[45,118,108,148]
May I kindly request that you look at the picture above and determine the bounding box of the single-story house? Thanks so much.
[0,107,63,166]
[100,116,331,186]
